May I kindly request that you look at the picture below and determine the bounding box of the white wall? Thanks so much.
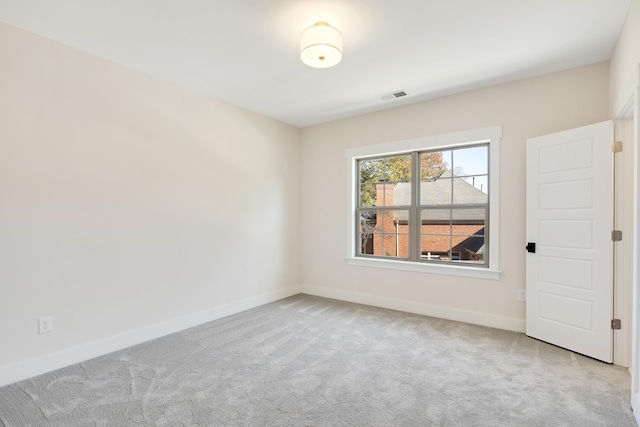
[610,0,640,112]
[300,62,609,330]
[0,22,300,384]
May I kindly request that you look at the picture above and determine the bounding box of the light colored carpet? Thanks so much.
[0,294,636,426]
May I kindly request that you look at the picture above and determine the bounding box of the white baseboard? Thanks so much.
[0,286,302,388]
[302,285,526,333]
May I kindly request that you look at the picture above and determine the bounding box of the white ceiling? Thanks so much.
[0,1,632,127]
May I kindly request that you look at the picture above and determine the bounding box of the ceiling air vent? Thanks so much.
[380,90,408,101]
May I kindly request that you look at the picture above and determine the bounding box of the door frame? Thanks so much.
[614,63,639,418]
[614,116,633,369]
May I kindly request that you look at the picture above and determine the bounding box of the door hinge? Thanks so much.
[611,319,622,330]
[612,230,622,241]
[612,141,623,153]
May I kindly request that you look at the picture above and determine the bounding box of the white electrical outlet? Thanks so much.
[38,316,53,334]
[518,290,527,302]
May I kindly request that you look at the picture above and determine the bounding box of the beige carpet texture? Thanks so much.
[0,294,635,426]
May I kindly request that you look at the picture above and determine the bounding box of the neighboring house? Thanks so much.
[361,170,486,261]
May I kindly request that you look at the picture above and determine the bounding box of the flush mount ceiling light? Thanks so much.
[300,21,343,68]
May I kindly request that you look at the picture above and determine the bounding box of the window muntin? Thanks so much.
[356,144,489,267]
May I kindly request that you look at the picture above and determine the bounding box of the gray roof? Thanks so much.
[391,170,487,222]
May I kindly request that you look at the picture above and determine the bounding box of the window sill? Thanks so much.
[345,257,501,280]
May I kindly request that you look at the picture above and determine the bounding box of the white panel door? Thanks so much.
[526,121,614,363]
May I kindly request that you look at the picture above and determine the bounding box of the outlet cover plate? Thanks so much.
[38,316,53,334]
[518,290,526,302]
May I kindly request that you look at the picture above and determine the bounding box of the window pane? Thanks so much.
[359,156,411,207]
[460,175,488,195]
[420,151,450,181]
[420,208,450,222]
[383,155,412,183]
[421,175,453,205]
[452,146,488,176]
[420,151,450,206]
[359,182,377,207]
[451,235,486,264]
[389,182,411,206]
[358,210,377,255]
[379,181,396,207]
[452,176,488,204]
[451,208,486,263]
[360,181,412,207]
[452,208,486,223]
[359,159,383,207]
[420,233,451,261]
[420,209,450,261]
[358,209,410,258]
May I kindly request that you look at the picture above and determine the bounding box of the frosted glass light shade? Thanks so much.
[300,22,343,68]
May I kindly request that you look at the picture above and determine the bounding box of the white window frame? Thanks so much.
[345,126,502,280]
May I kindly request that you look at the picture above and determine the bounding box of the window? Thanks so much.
[346,127,501,280]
